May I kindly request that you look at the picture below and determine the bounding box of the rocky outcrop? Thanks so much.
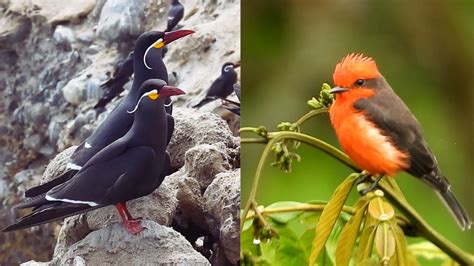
[0,0,240,264]
[8,0,96,25]
[204,170,240,265]
[54,221,210,265]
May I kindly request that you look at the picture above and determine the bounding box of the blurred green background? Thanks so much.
[241,0,474,257]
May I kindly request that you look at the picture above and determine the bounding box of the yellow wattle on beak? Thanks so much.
[153,41,165,49]
[148,91,159,100]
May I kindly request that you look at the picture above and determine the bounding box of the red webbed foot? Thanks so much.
[123,218,143,234]
[116,202,144,234]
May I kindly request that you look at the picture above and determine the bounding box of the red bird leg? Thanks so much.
[115,203,143,234]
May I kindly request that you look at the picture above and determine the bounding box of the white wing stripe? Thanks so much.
[66,163,82,171]
[45,194,98,206]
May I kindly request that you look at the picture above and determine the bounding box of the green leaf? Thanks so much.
[379,178,407,203]
[300,211,321,232]
[326,217,346,265]
[309,173,359,265]
[266,224,309,266]
[241,209,254,231]
[336,197,370,266]
[301,228,316,256]
[321,82,332,91]
[308,97,323,109]
[266,201,304,224]
[260,240,278,265]
[367,197,395,222]
[374,222,396,263]
[356,223,377,264]
[391,221,408,266]
[408,241,449,261]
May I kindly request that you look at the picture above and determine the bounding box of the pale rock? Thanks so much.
[86,184,178,230]
[53,25,75,49]
[8,0,96,25]
[203,169,240,264]
[168,108,239,169]
[57,221,210,265]
[185,143,231,189]
[41,146,77,184]
[62,76,88,105]
[96,0,147,42]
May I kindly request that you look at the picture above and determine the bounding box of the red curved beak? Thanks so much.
[160,86,186,97]
[233,61,240,68]
[163,30,195,44]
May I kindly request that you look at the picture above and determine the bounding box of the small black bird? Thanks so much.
[23,30,193,199]
[193,62,240,108]
[94,51,134,114]
[2,80,185,234]
[165,0,184,32]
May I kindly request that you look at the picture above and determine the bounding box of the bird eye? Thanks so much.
[355,79,365,86]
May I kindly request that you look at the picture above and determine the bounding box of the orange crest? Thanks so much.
[333,53,381,88]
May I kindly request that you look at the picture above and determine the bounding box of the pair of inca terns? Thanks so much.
[2,29,194,234]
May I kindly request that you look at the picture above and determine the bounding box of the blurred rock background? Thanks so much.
[0,0,240,264]
[241,0,474,260]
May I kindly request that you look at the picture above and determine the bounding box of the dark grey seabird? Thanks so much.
[193,62,240,108]
[24,30,193,199]
[165,0,184,32]
[2,79,184,234]
[94,51,134,113]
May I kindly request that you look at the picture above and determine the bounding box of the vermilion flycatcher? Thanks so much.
[329,53,472,230]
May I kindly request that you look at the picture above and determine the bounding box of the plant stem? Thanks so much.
[295,108,328,127]
[268,131,359,171]
[241,138,268,144]
[244,204,356,221]
[240,138,277,229]
[240,131,359,229]
[240,127,259,133]
[380,183,474,264]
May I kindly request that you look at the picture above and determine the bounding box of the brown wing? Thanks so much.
[353,78,438,179]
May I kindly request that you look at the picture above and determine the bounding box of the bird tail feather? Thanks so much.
[2,203,97,232]
[24,170,77,198]
[13,194,49,210]
[193,97,216,108]
[435,188,472,230]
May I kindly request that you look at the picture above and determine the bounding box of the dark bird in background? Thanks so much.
[94,51,134,114]
[193,62,240,108]
[166,0,184,32]
[2,80,185,234]
[222,83,240,115]
[23,30,194,200]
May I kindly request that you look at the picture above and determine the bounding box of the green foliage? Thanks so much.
[309,173,359,264]
[307,83,334,110]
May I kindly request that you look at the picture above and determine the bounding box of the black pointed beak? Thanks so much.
[163,29,195,45]
[329,87,348,94]
[160,86,186,97]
